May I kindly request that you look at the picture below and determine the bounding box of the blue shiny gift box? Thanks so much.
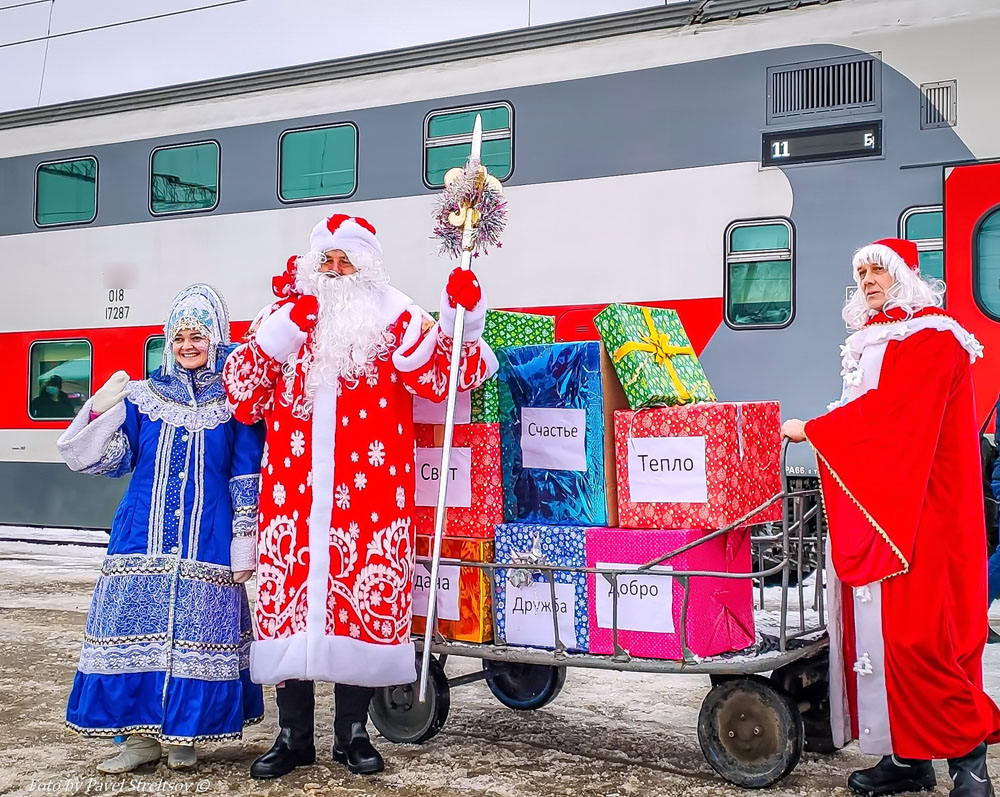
[498,342,622,526]
[493,523,590,652]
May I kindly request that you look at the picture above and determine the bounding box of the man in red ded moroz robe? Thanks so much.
[783,238,1000,797]
[223,214,495,778]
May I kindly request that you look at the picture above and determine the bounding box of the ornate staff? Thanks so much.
[419,115,506,701]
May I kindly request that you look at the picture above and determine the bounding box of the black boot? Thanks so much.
[332,684,383,775]
[949,743,995,796]
[848,755,937,796]
[250,679,317,779]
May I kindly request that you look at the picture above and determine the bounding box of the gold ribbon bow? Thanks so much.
[612,306,695,401]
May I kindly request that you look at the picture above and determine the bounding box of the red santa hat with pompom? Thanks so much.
[309,214,382,260]
[852,238,921,281]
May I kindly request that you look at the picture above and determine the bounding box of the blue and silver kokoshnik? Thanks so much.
[162,284,231,373]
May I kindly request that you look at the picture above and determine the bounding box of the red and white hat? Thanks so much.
[852,237,920,279]
[309,214,382,259]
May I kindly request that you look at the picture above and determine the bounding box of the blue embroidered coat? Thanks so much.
[57,365,265,743]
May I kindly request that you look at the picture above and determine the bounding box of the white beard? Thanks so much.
[303,263,392,392]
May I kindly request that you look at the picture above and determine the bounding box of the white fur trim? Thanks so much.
[250,633,416,686]
[853,581,892,755]
[841,315,983,395]
[309,217,383,259]
[306,383,337,646]
[853,243,913,279]
[393,309,440,374]
[438,285,487,341]
[377,286,415,328]
[254,303,307,362]
[56,398,127,472]
[230,534,256,572]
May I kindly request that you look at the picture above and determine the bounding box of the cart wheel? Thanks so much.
[483,660,567,711]
[369,657,450,744]
[698,675,804,789]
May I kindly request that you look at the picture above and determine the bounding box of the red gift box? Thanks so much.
[415,423,503,539]
[614,402,782,530]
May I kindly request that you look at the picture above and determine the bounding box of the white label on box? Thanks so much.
[627,436,708,504]
[414,447,472,508]
[594,563,675,634]
[412,563,461,621]
[520,407,587,471]
[413,391,472,425]
[504,581,578,648]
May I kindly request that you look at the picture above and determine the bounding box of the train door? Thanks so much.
[943,162,1000,423]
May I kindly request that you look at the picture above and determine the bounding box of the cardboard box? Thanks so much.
[494,523,591,652]
[615,401,782,530]
[594,303,715,409]
[586,527,754,660]
[414,423,503,539]
[498,342,627,526]
[412,535,494,643]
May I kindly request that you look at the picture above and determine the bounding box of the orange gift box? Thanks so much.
[412,534,494,643]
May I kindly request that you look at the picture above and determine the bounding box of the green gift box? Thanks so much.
[475,310,556,422]
[429,309,556,423]
[471,381,501,423]
[593,303,716,409]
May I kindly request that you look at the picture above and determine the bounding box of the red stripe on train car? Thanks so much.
[0,298,723,430]
[0,322,251,429]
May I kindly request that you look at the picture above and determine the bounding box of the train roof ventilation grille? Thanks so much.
[767,54,881,124]
[921,80,957,129]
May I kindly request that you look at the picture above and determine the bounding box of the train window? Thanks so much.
[975,208,1000,319]
[35,157,98,227]
[724,220,794,329]
[28,340,92,421]
[424,103,513,187]
[145,336,166,377]
[150,141,220,215]
[278,123,358,202]
[900,206,944,281]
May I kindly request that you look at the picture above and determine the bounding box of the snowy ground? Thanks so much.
[2,534,999,797]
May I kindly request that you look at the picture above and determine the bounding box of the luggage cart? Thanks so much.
[370,442,829,789]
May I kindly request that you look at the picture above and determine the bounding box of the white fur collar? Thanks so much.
[837,313,983,396]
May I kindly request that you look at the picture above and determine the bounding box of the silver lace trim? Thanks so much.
[81,429,130,476]
[127,380,232,432]
[78,641,249,682]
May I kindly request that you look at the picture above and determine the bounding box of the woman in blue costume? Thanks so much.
[56,284,265,773]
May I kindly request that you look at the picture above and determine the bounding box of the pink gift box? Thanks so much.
[586,527,755,660]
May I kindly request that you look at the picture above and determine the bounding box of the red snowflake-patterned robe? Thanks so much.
[807,307,1000,759]
[223,286,494,686]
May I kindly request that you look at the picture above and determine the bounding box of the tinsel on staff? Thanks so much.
[432,159,508,259]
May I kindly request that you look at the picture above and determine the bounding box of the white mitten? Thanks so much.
[92,371,131,415]
[254,302,309,362]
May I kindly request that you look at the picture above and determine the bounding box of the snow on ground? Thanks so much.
[1,534,998,797]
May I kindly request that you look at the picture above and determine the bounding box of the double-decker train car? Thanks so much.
[1,0,998,528]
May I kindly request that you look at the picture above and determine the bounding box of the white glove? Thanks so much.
[92,371,131,415]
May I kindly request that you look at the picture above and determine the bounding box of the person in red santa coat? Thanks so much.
[223,213,496,778]
[782,238,1000,797]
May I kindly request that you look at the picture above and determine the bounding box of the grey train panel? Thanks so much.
[0,462,127,529]
[0,44,903,236]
